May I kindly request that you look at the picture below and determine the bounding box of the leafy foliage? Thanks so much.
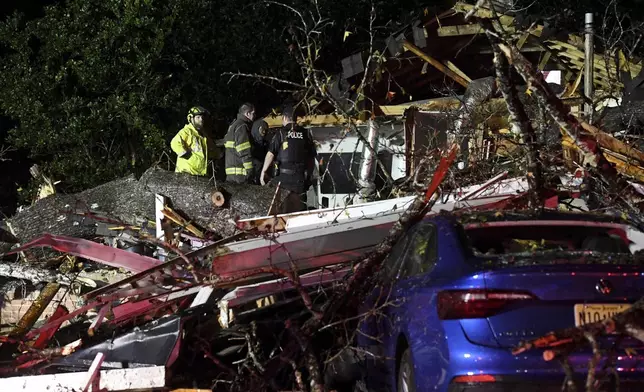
[0,0,287,190]
[0,0,427,192]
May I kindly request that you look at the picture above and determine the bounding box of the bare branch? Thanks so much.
[0,145,15,161]
[222,72,305,88]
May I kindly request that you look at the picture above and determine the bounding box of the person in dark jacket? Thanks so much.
[224,103,255,183]
[250,118,270,183]
[260,105,316,213]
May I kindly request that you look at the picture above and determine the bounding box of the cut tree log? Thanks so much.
[2,167,280,245]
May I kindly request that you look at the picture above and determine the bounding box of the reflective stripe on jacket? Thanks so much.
[170,123,208,176]
[224,114,254,183]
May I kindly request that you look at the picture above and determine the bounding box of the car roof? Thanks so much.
[429,209,637,227]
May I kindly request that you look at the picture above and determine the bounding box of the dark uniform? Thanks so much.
[268,124,317,213]
[250,119,271,183]
[224,114,254,183]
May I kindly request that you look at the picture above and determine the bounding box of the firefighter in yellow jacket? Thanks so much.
[171,106,211,176]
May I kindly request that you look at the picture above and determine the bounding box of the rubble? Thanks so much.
[4,3,644,391]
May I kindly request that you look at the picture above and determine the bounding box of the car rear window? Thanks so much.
[463,221,633,257]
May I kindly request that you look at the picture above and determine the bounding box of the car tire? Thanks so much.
[397,348,416,392]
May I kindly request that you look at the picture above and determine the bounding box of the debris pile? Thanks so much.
[5,2,644,391]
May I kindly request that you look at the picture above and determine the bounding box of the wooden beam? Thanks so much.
[437,24,483,37]
[548,43,617,71]
[445,61,472,84]
[564,65,585,97]
[402,40,469,88]
[538,51,552,70]
[516,32,531,49]
[453,2,515,25]
[478,46,544,54]
[380,98,463,116]
[264,114,363,128]
[450,1,641,78]
[380,97,585,117]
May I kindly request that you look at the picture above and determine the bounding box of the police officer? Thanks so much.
[224,103,255,183]
[170,106,211,176]
[260,105,316,213]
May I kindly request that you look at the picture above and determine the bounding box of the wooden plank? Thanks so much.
[445,61,472,83]
[401,40,469,88]
[565,66,585,97]
[264,114,361,128]
[162,206,205,238]
[546,41,635,85]
[380,99,463,116]
[436,24,483,37]
[478,46,544,54]
[379,96,584,117]
[450,1,641,80]
[453,2,515,25]
[516,32,531,49]
[538,51,552,70]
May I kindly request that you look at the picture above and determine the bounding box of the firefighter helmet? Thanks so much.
[187,106,210,122]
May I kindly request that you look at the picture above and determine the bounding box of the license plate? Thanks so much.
[574,303,631,327]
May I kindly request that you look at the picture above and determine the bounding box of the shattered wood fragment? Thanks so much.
[87,304,111,337]
[162,206,205,238]
[482,36,644,210]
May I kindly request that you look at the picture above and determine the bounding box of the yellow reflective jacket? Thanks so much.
[170,123,208,176]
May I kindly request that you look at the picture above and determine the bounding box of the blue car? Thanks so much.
[355,211,644,392]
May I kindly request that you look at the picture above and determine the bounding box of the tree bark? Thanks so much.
[485,26,544,206]
[2,167,279,244]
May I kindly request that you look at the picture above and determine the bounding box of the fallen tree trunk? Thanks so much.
[3,167,278,244]
[0,262,73,285]
[139,168,276,236]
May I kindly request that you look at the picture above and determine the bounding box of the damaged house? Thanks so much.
[2,1,644,391]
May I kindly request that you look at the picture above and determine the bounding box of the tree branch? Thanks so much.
[223,72,305,88]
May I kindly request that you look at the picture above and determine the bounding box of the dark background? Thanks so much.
[1,0,643,218]
[0,0,59,217]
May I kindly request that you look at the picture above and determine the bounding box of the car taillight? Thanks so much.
[452,374,496,383]
[437,289,536,320]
